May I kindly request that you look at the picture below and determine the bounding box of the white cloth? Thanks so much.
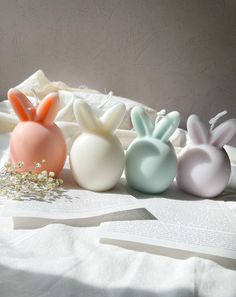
[0,223,235,297]
[0,72,236,297]
[0,70,187,150]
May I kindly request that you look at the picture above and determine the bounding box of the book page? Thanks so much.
[100,186,236,264]
[217,185,236,225]
[100,220,236,260]
[0,163,143,220]
[11,208,155,229]
[128,183,236,232]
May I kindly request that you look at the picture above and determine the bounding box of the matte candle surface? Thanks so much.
[8,88,67,176]
[70,101,126,191]
[125,107,180,194]
[177,114,236,198]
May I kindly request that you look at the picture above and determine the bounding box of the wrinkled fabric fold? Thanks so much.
[0,71,236,297]
[0,70,187,150]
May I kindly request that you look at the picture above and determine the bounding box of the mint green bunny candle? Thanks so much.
[125,107,181,194]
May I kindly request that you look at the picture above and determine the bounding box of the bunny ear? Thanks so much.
[8,88,36,121]
[131,106,154,137]
[152,111,180,141]
[100,103,126,133]
[73,100,99,132]
[209,119,236,148]
[187,114,209,145]
[35,92,59,126]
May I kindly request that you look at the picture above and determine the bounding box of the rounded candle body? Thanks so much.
[10,121,67,176]
[70,100,126,191]
[177,144,231,198]
[125,107,180,194]
[176,113,236,198]
[126,137,177,193]
[70,132,125,191]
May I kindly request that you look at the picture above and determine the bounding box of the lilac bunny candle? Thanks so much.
[176,113,236,198]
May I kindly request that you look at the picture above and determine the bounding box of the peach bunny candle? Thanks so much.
[8,88,67,176]
[70,101,126,191]
[125,106,181,194]
[176,113,236,198]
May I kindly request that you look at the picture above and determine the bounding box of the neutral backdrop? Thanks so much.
[0,0,235,131]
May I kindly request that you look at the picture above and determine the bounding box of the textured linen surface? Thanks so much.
[0,72,236,297]
[0,70,187,150]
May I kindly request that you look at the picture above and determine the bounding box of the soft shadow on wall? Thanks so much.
[0,0,235,131]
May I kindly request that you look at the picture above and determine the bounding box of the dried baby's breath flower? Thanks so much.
[37,173,45,181]
[4,162,11,169]
[58,179,63,185]
[17,161,25,168]
[34,162,41,168]
[49,171,55,177]
[0,161,64,200]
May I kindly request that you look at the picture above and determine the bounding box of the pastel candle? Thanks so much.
[125,106,180,194]
[176,113,236,198]
[70,101,126,191]
[8,88,67,176]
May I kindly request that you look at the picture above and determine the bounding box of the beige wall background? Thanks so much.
[0,0,236,132]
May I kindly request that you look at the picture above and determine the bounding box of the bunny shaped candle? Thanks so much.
[8,88,67,175]
[125,107,181,194]
[176,114,236,198]
[70,101,126,191]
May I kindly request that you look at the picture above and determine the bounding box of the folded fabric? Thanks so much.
[0,70,187,150]
[0,72,236,297]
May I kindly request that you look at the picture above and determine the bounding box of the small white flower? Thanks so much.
[48,177,54,183]
[0,160,63,200]
[49,172,55,177]
[17,161,25,168]
[35,162,41,168]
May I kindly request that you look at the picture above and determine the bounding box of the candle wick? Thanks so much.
[155,109,166,124]
[209,110,228,131]
[31,88,40,108]
[98,91,113,109]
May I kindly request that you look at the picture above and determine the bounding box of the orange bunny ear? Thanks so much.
[8,88,36,121]
[35,92,59,126]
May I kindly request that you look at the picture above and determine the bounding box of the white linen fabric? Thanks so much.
[0,72,236,297]
[0,222,236,297]
[0,70,187,150]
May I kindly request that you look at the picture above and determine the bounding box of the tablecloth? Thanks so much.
[0,71,236,297]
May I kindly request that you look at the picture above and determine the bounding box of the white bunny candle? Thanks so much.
[8,88,67,176]
[70,101,126,191]
[177,114,236,198]
[125,107,181,194]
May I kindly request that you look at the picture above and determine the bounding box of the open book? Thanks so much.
[100,186,236,269]
[0,162,154,229]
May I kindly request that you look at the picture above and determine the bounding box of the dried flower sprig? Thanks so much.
[0,160,63,200]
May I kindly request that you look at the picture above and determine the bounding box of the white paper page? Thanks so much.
[218,176,236,221]
[0,163,142,219]
[100,220,236,262]
[11,208,155,229]
[0,186,141,220]
[128,183,236,232]
[100,186,236,263]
